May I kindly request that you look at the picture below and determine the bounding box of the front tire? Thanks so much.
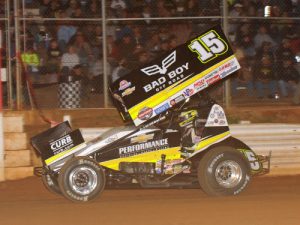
[42,172,61,195]
[198,146,251,196]
[58,157,105,202]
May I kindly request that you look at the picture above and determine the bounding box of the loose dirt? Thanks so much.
[0,175,299,225]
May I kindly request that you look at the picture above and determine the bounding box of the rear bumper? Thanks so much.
[255,152,272,176]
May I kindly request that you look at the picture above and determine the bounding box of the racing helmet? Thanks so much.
[178,110,198,127]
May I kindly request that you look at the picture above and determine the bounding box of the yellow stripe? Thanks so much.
[45,143,86,165]
[128,55,236,120]
[194,131,230,152]
[100,147,181,171]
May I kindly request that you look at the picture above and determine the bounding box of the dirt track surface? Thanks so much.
[0,176,299,225]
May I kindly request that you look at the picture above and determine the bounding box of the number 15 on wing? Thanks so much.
[188,30,228,63]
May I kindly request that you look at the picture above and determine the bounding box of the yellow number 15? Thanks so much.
[188,30,228,63]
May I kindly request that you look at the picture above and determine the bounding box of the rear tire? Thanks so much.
[198,146,251,196]
[58,157,105,202]
[42,172,61,195]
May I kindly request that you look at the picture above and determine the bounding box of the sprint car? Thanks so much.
[31,26,270,202]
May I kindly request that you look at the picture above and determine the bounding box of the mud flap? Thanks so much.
[31,121,85,164]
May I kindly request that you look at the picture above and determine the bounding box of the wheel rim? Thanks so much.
[214,160,243,188]
[69,166,98,195]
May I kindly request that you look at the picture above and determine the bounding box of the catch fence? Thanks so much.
[1,0,299,110]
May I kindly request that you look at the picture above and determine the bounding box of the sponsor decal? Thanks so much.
[122,86,136,97]
[143,116,167,128]
[131,133,154,144]
[37,129,84,162]
[218,59,239,78]
[175,94,185,103]
[143,62,189,93]
[204,68,218,80]
[119,138,169,156]
[206,74,221,85]
[218,61,234,73]
[194,79,207,91]
[170,94,185,106]
[141,51,176,76]
[206,121,214,126]
[141,50,189,93]
[138,107,153,120]
[50,135,74,155]
[183,88,194,97]
[217,111,225,119]
[104,135,119,144]
[119,80,131,91]
[219,120,226,125]
[154,103,170,115]
[155,159,189,175]
[220,65,238,78]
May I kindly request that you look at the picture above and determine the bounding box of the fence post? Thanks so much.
[222,0,231,107]
[6,0,13,109]
[0,29,4,181]
[101,0,109,108]
[14,0,22,110]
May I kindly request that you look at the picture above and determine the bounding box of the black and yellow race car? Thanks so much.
[31,26,270,202]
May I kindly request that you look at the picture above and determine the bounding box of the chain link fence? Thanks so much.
[18,0,104,109]
[227,0,300,106]
[1,0,300,109]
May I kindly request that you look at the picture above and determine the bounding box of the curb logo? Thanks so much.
[141,51,176,76]
[50,135,72,151]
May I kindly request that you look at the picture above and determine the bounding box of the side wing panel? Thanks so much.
[110,25,240,126]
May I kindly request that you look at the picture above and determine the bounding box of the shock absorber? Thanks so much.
[160,154,166,175]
